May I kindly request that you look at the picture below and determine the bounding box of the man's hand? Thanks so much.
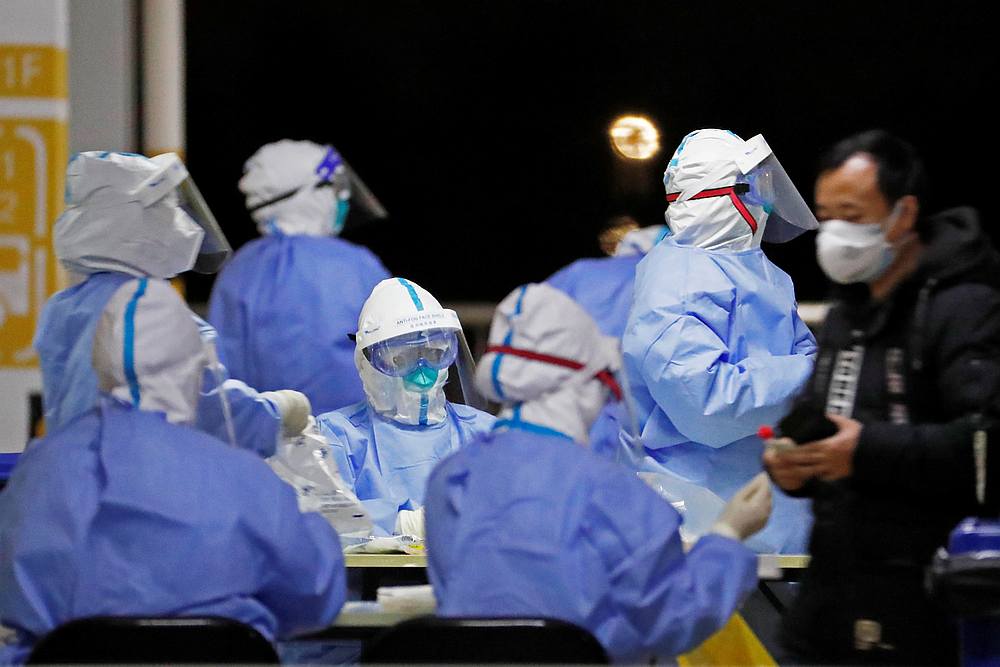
[763,414,863,484]
[763,446,812,491]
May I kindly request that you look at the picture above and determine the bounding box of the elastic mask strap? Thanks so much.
[666,184,758,233]
[485,344,623,400]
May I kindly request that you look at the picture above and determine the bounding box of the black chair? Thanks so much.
[26,616,280,664]
[361,616,609,664]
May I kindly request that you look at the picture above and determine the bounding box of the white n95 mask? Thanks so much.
[815,215,898,285]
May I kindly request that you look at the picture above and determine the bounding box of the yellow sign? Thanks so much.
[678,613,776,666]
[0,45,67,99]
[0,117,66,368]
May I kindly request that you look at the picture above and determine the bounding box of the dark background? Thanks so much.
[185,1,996,304]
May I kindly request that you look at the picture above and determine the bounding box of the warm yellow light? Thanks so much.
[609,115,660,160]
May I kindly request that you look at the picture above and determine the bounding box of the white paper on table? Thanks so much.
[342,534,425,554]
[377,584,437,613]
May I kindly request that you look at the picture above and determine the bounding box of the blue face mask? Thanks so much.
[331,198,350,235]
[403,362,439,392]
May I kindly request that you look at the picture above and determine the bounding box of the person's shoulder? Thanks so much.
[222,236,275,268]
[317,401,370,432]
[635,246,736,305]
[152,417,286,487]
[134,410,234,454]
[18,409,102,468]
[321,236,386,261]
[925,280,1000,332]
[448,403,496,427]
[557,256,613,273]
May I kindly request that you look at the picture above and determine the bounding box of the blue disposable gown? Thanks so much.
[621,238,817,553]
[425,426,758,663]
[208,234,390,414]
[33,272,282,458]
[546,254,643,338]
[0,398,346,664]
[546,254,644,454]
[317,401,495,535]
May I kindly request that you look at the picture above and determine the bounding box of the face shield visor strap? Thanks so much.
[484,345,623,401]
[666,184,758,233]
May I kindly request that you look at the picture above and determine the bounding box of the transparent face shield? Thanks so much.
[357,326,488,411]
[339,156,389,230]
[733,135,818,243]
[136,153,233,273]
[176,178,233,272]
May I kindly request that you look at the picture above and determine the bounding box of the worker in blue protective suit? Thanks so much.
[546,219,667,338]
[426,283,772,663]
[0,280,345,665]
[35,151,310,458]
[620,129,819,553]
[546,221,667,458]
[317,278,495,536]
[208,140,391,414]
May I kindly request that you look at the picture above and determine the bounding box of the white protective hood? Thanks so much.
[663,129,817,251]
[240,139,351,237]
[54,152,213,279]
[476,283,621,444]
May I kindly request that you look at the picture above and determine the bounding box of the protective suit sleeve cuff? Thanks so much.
[707,522,740,542]
[688,533,757,583]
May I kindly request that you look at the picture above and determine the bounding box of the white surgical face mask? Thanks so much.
[815,206,901,285]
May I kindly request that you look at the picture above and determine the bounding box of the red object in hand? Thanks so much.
[757,425,775,440]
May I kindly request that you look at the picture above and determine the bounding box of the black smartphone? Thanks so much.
[778,403,838,444]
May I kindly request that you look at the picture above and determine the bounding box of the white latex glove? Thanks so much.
[710,472,772,541]
[261,390,312,437]
[394,507,426,539]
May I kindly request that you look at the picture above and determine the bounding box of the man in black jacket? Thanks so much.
[764,130,1000,665]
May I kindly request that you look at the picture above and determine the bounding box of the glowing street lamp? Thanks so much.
[609,115,660,160]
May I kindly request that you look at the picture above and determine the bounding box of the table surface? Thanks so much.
[334,554,812,628]
[344,553,811,569]
[344,553,428,568]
